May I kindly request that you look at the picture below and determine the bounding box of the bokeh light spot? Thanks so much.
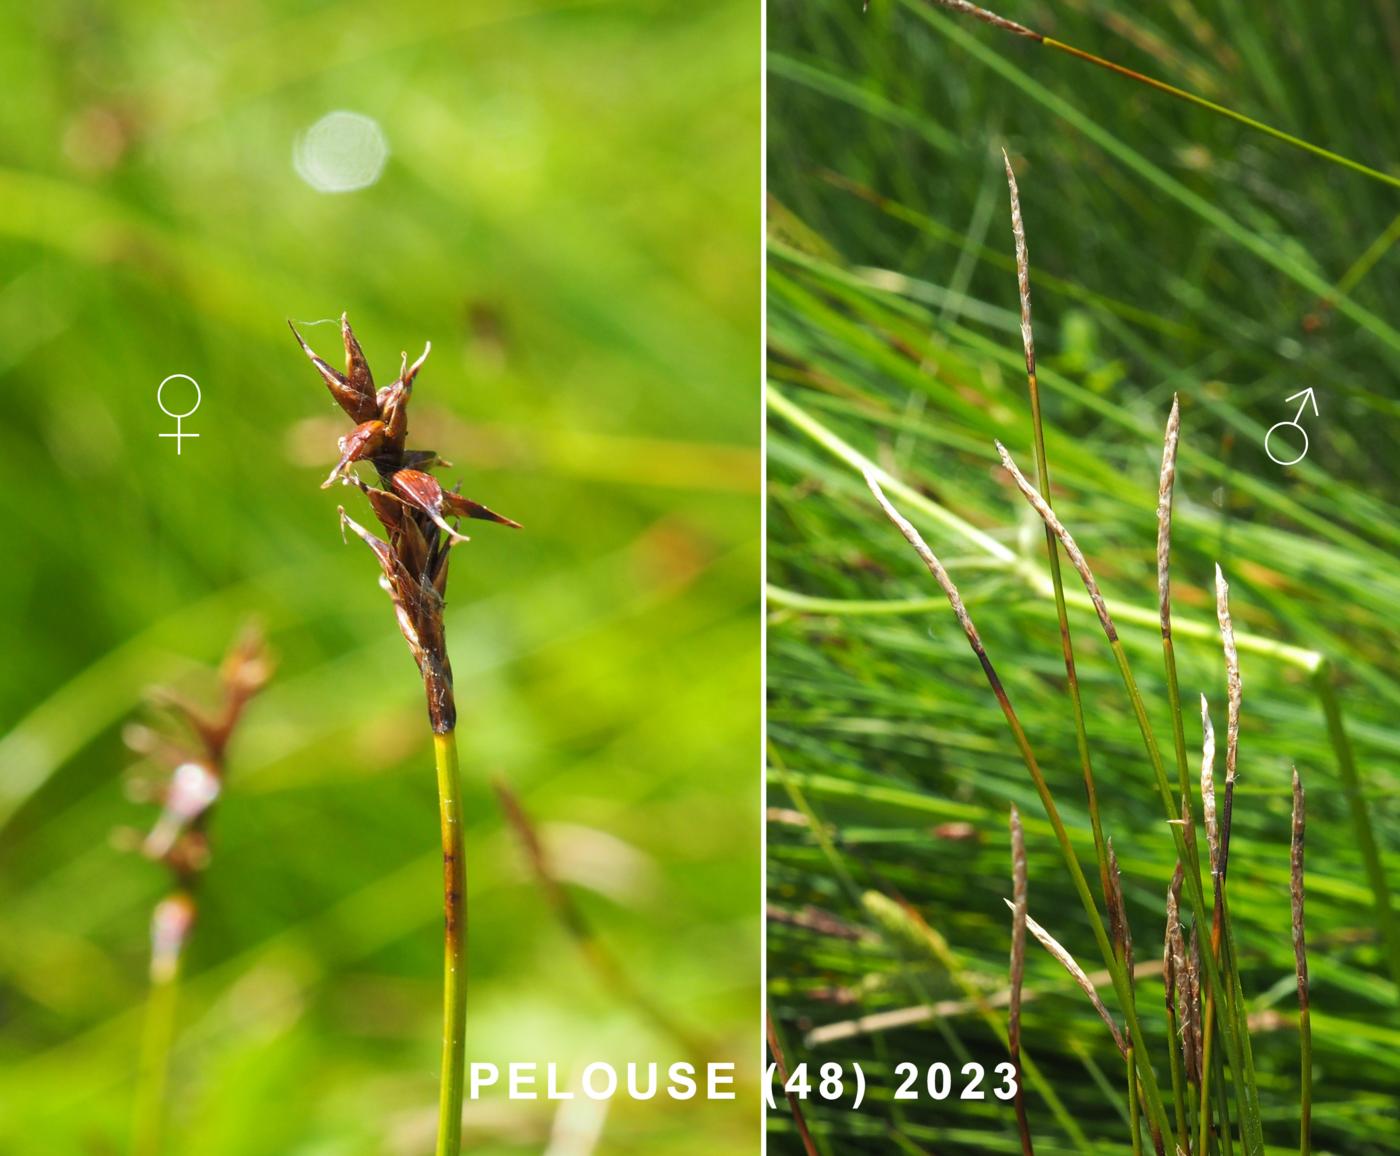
[292,110,388,194]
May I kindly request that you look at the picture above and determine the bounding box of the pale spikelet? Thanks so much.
[1009,805,1029,1049]
[1002,150,1036,381]
[1156,397,1181,637]
[1164,863,1184,1009]
[995,442,1117,640]
[864,469,987,657]
[1291,767,1309,1009]
[1010,901,1127,1056]
[929,0,1040,39]
[1200,694,1219,876]
[1215,565,1242,873]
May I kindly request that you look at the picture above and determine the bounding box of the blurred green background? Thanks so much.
[768,1,1400,1153]
[0,2,759,1153]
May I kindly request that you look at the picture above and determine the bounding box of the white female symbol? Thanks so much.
[157,374,201,455]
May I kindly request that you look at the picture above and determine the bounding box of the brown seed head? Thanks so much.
[296,315,520,733]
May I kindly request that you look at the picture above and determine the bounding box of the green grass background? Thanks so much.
[0,2,759,1153]
[768,1,1400,1152]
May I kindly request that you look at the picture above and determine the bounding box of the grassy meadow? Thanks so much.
[0,3,760,1153]
[767,2,1400,1152]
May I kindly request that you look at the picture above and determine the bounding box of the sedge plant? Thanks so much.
[293,316,520,1156]
[124,627,273,1156]
[855,161,1314,1154]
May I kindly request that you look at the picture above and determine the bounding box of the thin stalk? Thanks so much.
[435,730,467,1156]
[1212,1041,1234,1156]
[1008,805,1034,1156]
[1002,153,1112,906]
[864,471,1174,1148]
[131,948,181,1156]
[492,779,707,1057]
[920,0,1400,190]
[1313,663,1400,990]
[1214,571,1263,1133]
[1198,1003,1216,1155]
[1157,398,1200,874]
[1291,768,1312,1156]
[767,1011,821,1156]
[1162,866,1190,1156]
[995,443,1263,1154]
[1127,1047,1143,1156]
[1200,697,1221,1156]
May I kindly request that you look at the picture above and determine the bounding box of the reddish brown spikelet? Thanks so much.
[295,315,521,733]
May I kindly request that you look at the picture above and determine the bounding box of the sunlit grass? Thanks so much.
[0,2,759,1152]
[768,2,1400,1152]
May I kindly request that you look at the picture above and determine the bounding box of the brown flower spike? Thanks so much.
[292,315,519,734]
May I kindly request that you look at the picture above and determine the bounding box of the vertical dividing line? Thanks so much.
[434,730,467,1156]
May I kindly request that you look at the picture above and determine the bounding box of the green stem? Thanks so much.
[1163,1004,1189,1156]
[1314,664,1400,990]
[1104,637,1263,1153]
[1213,1039,1235,1156]
[132,956,180,1156]
[1199,997,1215,1156]
[1298,1005,1312,1156]
[1038,37,1400,190]
[1127,1047,1143,1156]
[1024,368,1113,908]
[434,730,467,1156]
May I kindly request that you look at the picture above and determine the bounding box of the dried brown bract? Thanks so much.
[293,314,520,734]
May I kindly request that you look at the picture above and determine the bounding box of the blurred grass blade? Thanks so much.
[1291,768,1312,1156]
